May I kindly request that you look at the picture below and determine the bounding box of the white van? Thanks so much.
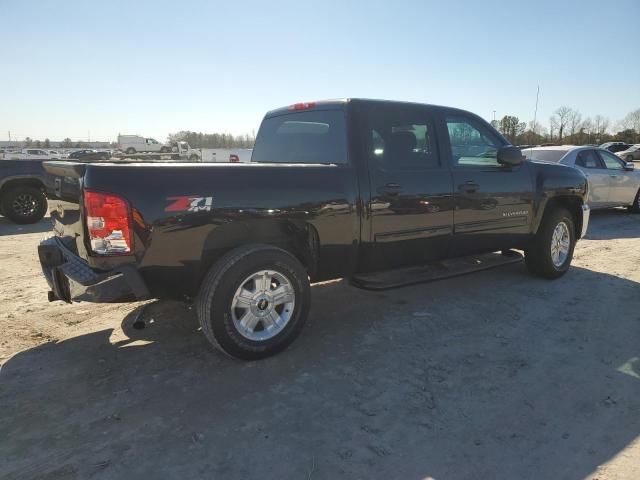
[117,135,171,154]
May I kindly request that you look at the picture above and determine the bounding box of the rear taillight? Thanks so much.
[229,154,240,162]
[83,190,132,255]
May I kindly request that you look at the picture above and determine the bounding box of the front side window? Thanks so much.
[446,115,503,167]
[252,109,347,164]
[599,150,625,170]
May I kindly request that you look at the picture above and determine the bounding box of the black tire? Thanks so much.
[627,155,633,162]
[196,244,311,360]
[628,188,640,213]
[189,154,199,162]
[524,207,576,279]
[125,147,136,154]
[1,186,47,224]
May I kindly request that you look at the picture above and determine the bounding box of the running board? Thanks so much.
[350,250,523,290]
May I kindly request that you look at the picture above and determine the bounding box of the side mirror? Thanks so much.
[497,146,524,166]
[624,162,635,171]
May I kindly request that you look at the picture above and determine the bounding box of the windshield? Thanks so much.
[252,109,347,164]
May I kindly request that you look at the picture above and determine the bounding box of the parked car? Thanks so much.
[117,135,171,154]
[68,149,111,161]
[522,145,640,211]
[39,99,590,360]
[600,142,631,153]
[0,159,56,223]
[615,144,640,162]
[0,149,61,160]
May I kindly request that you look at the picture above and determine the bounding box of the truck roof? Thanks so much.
[264,98,478,119]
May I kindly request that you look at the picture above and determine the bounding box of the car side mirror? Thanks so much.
[497,146,524,166]
[624,162,635,171]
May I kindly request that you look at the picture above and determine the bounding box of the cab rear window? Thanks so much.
[252,110,348,164]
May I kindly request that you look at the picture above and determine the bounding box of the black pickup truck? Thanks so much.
[0,159,54,224]
[38,99,590,360]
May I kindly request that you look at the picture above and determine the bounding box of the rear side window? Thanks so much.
[522,149,566,163]
[576,150,603,168]
[361,103,439,170]
[252,110,347,164]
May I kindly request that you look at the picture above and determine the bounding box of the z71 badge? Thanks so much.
[165,196,213,212]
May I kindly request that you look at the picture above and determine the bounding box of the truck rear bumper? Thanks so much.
[38,236,149,303]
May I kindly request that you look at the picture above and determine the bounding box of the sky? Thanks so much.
[1,0,639,142]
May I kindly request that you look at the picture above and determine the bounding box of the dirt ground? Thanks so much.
[1,209,639,480]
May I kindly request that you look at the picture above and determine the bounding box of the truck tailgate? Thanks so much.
[43,161,85,250]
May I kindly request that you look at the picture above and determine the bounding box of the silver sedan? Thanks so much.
[615,144,640,162]
[522,146,640,212]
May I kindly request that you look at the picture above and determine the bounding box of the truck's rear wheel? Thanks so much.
[524,207,575,279]
[1,186,47,224]
[125,147,136,154]
[196,245,310,360]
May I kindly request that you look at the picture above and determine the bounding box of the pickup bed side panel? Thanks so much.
[82,163,360,298]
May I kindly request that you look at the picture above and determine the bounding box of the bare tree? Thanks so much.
[581,117,594,144]
[594,115,609,140]
[620,109,640,142]
[549,117,559,142]
[552,106,573,143]
[568,109,582,138]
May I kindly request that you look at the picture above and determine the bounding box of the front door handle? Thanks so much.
[378,182,402,195]
[458,181,479,193]
[610,174,618,178]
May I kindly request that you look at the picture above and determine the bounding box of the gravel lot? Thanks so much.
[1,209,639,480]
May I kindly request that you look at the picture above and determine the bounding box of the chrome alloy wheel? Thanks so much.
[12,193,38,217]
[231,270,295,341]
[550,221,570,267]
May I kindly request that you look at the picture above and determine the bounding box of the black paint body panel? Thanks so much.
[42,99,588,300]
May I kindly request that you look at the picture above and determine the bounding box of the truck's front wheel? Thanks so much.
[196,245,311,360]
[524,207,576,279]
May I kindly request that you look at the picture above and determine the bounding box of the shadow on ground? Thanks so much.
[0,216,52,236]
[584,209,640,240]
[1,262,639,479]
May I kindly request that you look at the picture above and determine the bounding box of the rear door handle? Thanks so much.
[378,182,402,195]
[458,181,479,193]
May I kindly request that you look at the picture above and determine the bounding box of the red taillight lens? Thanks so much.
[83,190,132,255]
[229,154,240,162]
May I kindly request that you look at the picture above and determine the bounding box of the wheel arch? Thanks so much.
[536,195,585,239]
[0,177,47,199]
[196,219,320,291]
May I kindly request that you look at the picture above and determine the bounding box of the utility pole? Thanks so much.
[532,85,540,134]
[493,110,496,121]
